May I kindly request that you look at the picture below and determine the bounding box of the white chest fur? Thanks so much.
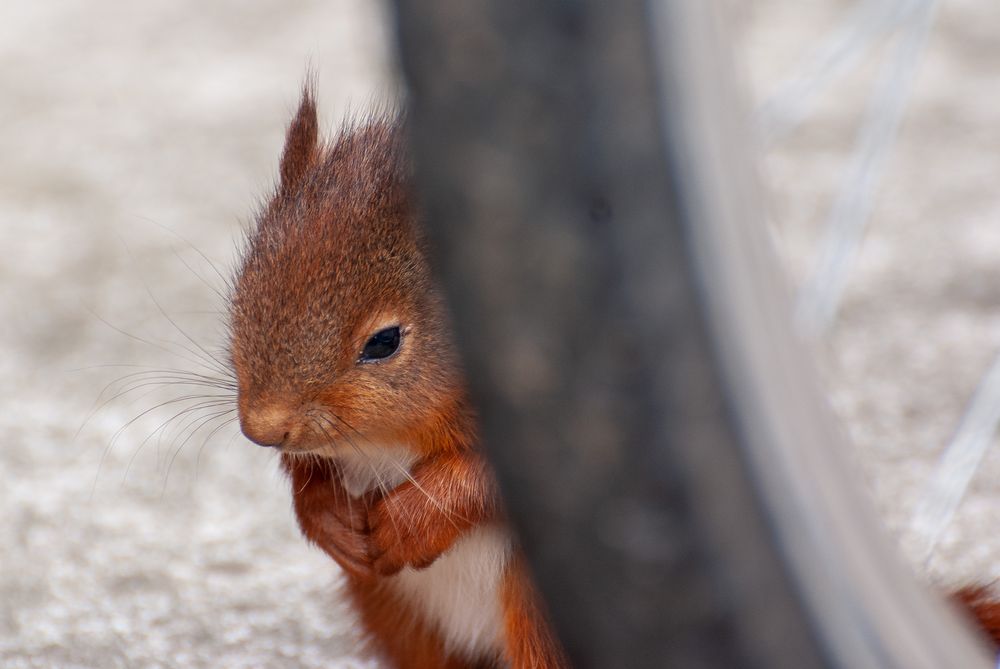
[393,524,512,658]
[333,445,512,658]
[336,444,418,498]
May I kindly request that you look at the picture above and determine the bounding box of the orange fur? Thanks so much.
[952,585,1000,649]
[502,556,572,668]
[229,88,567,668]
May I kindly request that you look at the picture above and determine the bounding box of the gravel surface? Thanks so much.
[1,2,394,667]
[739,0,1000,585]
[2,1,999,667]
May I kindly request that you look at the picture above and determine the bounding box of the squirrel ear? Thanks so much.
[279,87,319,194]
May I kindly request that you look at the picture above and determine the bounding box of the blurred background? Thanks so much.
[739,0,1000,583]
[2,0,999,666]
[1,2,395,666]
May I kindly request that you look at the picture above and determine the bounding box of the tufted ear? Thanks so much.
[279,86,319,194]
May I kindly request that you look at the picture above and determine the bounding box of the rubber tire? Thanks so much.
[391,1,992,667]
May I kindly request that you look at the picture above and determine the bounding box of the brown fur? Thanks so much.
[228,88,567,668]
[502,556,572,668]
[952,585,1000,649]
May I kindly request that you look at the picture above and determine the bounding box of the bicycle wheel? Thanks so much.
[391,0,993,667]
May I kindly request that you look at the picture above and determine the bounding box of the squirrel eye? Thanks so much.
[360,326,401,362]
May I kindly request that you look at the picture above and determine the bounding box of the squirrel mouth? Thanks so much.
[283,438,351,460]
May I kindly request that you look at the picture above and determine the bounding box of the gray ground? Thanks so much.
[2,1,999,667]
[1,1,395,667]
[739,0,1000,584]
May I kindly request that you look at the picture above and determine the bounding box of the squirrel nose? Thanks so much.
[240,403,296,448]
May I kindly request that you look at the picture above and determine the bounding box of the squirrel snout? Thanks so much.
[239,403,297,448]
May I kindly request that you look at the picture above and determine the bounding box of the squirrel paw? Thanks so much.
[292,467,377,580]
[367,481,463,576]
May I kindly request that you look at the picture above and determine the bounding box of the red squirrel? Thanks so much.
[228,88,569,668]
[224,86,1000,665]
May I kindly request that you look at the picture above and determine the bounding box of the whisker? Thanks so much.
[86,245,238,499]
[123,401,236,484]
[83,368,235,429]
[80,364,235,445]
[194,415,240,483]
[135,215,235,297]
[141,286,233,380]
[85,305,225,379]
[312,413,405,540]
[103,392,233,467]
[178,408,239,476]
[101,376,236,408]
[169,244,229,303]
[160,409,237,497]
[288,450,317,496]
[93,393,223,499]
[156,400,237,465]
[308,418,365,540]
[319,410,457,525]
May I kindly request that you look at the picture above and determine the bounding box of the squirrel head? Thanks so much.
[229,89,468,457]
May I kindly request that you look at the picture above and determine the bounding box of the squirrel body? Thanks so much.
[330,441,512,658]
[228,89,567,668]
[222,86,1000,665]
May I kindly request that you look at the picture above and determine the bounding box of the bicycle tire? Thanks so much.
[390,0,992,666]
